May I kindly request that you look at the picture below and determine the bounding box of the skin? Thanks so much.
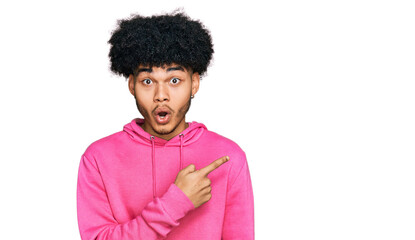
[128,63,229,208]
[128,63,199,141]
[174,156,229,208]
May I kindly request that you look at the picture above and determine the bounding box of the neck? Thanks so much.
[140,118,189,141]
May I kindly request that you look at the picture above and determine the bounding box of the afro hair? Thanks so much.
[108,11,214,79]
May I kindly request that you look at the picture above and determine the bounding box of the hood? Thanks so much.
[123,118,207,147]
[123,117,207,199]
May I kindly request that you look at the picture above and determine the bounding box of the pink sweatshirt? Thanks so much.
[77,118,254,239]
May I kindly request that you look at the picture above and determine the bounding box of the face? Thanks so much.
[128,63,200,140]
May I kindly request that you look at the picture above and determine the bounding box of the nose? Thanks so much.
[154,83,169,102]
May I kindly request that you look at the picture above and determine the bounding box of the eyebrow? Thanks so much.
[135,66,185,75]
[136,68,152,75]
[166,66,185,72]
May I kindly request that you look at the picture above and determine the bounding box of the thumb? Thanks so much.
[181,164,196,174]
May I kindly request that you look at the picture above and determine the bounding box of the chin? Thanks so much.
[158,128,176,136]
[152,120,176,134]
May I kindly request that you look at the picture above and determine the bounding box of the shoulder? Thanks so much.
[202,129,247,168]
[81,130,125,159]
[203,129,245,152]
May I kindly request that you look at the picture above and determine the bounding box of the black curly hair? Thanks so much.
[108,11,214,79]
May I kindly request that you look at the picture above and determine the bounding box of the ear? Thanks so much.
[128,74,135,96]
[191,72,200,97]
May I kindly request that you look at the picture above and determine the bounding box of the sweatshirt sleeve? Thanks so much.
[222,155,255,239]
[76,154,195,240]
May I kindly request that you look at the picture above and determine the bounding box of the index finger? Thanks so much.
[199,156,229,176]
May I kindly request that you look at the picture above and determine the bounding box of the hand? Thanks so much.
[174,156,229,208]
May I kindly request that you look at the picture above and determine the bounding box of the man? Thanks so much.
[77,11,254,239]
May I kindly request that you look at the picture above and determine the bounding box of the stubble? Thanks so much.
[134,95,192,136]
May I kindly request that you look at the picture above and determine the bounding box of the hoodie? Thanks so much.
[77,118,254,239]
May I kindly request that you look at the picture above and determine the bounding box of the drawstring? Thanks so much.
[150,136,156,199]
[149,134,185,199]
[179,134,184,171]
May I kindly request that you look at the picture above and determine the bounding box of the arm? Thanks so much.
[76,154,195,240]
[222,156,255,239]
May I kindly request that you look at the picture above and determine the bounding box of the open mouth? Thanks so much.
[158,111,168,119]
[154,109,171,124]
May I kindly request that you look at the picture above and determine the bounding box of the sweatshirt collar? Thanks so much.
[123,117,207,147]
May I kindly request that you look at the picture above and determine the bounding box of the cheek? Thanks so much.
[135,92,152,109]
[134,87,151,100]
[173,81,192,95]
[171,87,190,103]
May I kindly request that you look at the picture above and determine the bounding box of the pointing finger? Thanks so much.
[199,156,229,176]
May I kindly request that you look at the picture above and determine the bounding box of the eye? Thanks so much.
[142,78,152,85]
[170,77,181,85]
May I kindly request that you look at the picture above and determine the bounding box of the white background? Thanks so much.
[0,0,414,239]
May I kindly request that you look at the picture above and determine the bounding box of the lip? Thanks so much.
[154,106,172,124]
[155,113,171,124]
[154,107,172,116]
